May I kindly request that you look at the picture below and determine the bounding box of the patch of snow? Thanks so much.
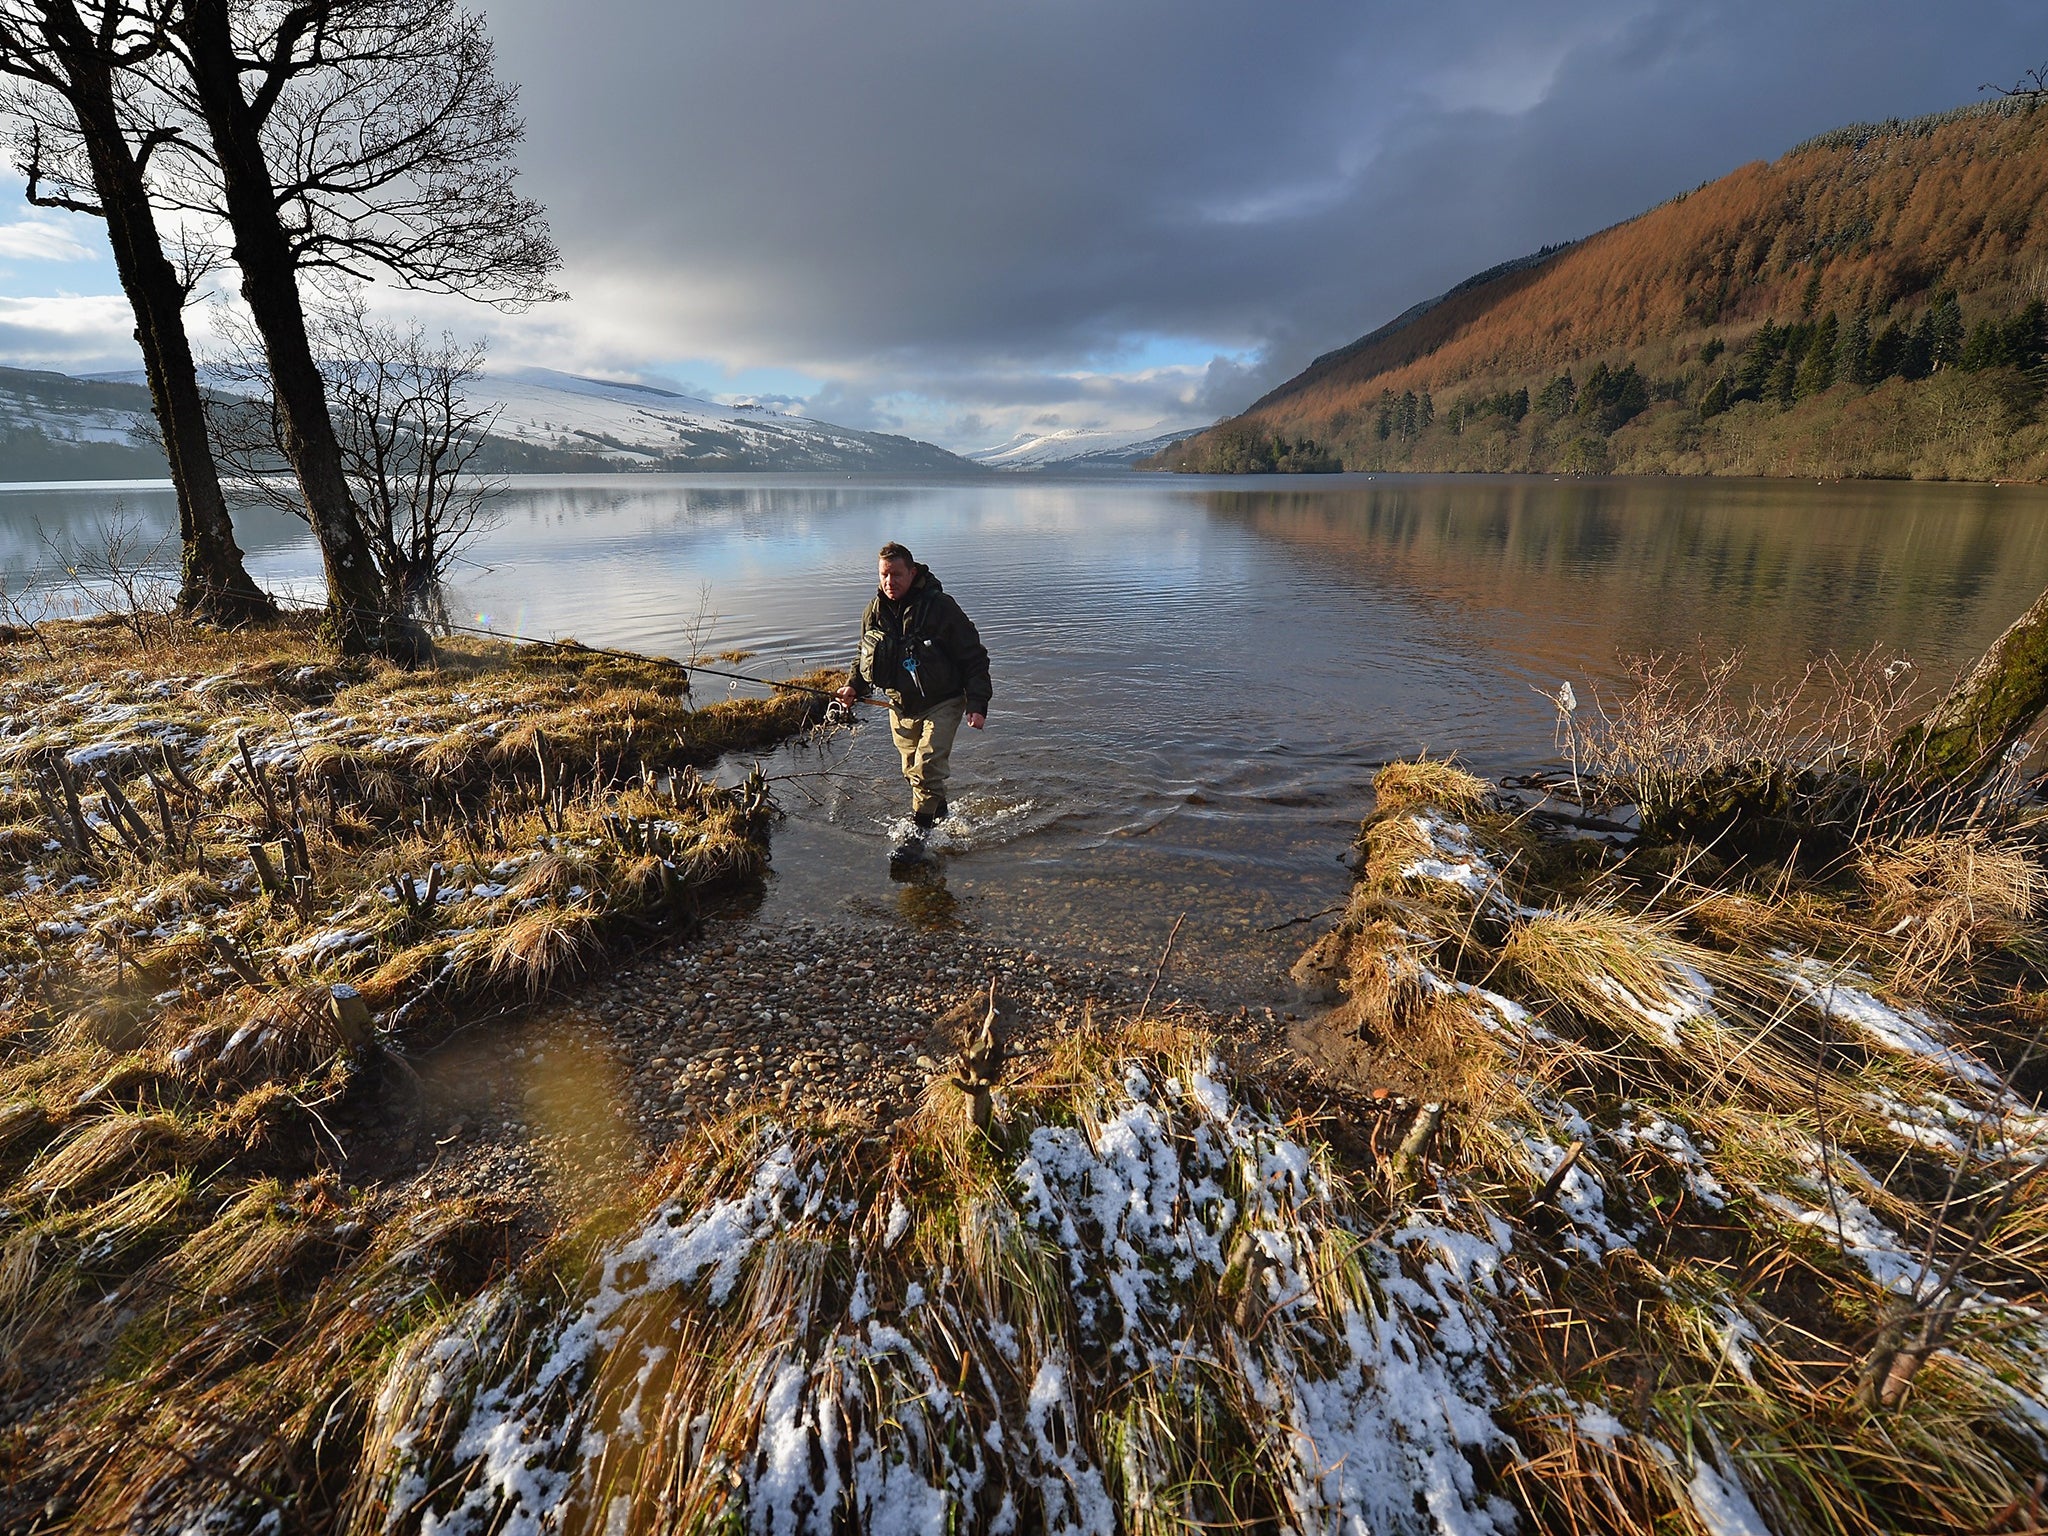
[1680,1443,1774,1536]
[882,1197,912,1250]
[1402,814,1499,897]
[1758,1186,1934,1298]
[1613,1110,1728,1208]
[283,927,374,963]
[1780,959,2001,1088]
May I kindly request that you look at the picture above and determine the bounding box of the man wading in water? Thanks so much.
[836,542,992,855]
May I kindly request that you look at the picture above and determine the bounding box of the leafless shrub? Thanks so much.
[210,290,501,628]
[0,572,55,658]
[1564,646,1930,839]
[40,511,180,651]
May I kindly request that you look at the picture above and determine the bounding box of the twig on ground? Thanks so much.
[1136,912,1187,1023]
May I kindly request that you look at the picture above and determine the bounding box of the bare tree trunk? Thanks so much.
[174,0,412,658]
[1893,583,2048,783]
[33,9,270,624]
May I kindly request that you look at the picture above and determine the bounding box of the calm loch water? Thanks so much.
[11,471,2048,999]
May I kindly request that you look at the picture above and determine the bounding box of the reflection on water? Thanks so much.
[1209,478,2048,692]
[889,858,965,930]
[9,471,2048,1000]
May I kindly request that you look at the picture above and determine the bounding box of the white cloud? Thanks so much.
[0,214,100,263]
[0,293,140,370]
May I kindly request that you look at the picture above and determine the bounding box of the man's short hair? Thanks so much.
[878,541,915,567]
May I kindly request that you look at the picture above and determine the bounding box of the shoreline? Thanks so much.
[391,908,1276,1222]
[8,614,2048,1534]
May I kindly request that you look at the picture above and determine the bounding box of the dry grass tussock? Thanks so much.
[85,1017,1527,1536]
[0,618,836,1528]
[1372,753,1495,818]
[1288,754,2048,1534]
[1860,828,2047,997]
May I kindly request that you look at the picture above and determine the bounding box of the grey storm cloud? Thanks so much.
[471,0,2043,442]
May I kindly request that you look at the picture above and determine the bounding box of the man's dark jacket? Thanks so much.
[849,566,992,716]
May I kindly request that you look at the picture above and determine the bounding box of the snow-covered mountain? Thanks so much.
[18,364,980,478]
[968,424,1201,472]
[473,368,976,472]
[0,367,173,479]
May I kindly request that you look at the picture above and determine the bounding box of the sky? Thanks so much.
[0,1,2041,453]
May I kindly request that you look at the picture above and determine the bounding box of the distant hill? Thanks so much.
[0,364,982,480]
[968,424,1197,472]
[0,368,171,480]
[1148,97,2048,480]
[471,369,982,474]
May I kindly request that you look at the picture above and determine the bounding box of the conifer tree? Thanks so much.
[1928,292,1964,372]
[1733,320,1779,401]
[1836,312,1871,387]
[1795,312,1838,397]
[2014,299,2048,375]
[1765,353,1796,406]
[1534,371,1575,417]
[1902,313,1935,380]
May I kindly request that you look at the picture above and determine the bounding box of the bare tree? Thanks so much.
[210,289,501,626]
[1984,61,2048,101]
[151,0,558,657]
[0,0,272,624]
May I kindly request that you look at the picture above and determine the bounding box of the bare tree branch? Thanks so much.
[209,288,501,624]
[151,0,561,307]
[1984,62,2048,100]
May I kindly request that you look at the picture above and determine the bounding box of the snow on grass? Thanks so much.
[1779,958,2002,1088]
[1756,1183,1936,1299]
[1613,1109,1729,1208]
[1517,1127,1637,1258]
[422,1142,817,1536]
[376,1058,1525,1535]
[1455,979,1555,1041]
[1402,814,1499,896]
[1556,1397,1773,1536]
[1681,1442,1775,1536]
[281,927,377,964]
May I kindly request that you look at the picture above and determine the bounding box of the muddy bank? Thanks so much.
[381,910,1288,1220]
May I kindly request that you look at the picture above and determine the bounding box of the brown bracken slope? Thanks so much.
[1153,99,2048,480]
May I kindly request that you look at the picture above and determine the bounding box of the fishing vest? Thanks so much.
[861,587,963,708]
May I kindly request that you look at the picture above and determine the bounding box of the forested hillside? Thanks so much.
[1150,98,2048,479]
[0,368,172,480]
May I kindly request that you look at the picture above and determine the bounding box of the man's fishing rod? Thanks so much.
[269,594,888,708]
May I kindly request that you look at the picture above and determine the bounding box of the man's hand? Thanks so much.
[836,685,859,706]
[966,711,986,730]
